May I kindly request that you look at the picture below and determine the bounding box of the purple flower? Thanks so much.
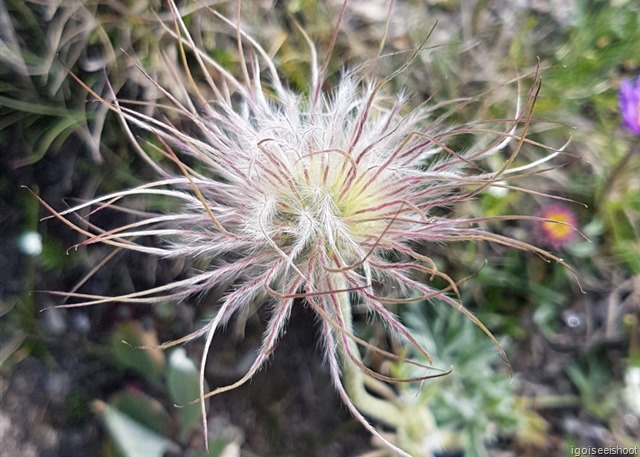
[619,76,640,134]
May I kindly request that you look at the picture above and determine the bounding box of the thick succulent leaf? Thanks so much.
[94,400,179,457]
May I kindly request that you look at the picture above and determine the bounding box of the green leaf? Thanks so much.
[94,400,179,457]
[111,321,165,385]
[166,348,206,440]
[110,390,172,437]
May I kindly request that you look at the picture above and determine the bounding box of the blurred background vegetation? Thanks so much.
[1,0,638,456]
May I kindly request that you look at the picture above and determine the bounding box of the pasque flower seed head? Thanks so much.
[35,1,577,455]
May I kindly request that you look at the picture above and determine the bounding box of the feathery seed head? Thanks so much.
[39,2,577,455]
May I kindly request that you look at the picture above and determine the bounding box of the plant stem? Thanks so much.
[336,284,405,429]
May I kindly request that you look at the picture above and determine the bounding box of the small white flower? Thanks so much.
[625,366,640,417]
[18,231,42,256]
